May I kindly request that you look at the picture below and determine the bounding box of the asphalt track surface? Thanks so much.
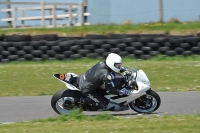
[1,92,200,123]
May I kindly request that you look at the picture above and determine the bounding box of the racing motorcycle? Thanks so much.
[51,68,161,114]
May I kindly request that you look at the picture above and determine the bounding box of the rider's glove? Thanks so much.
[119,88,130,96]
[120,67,129,73]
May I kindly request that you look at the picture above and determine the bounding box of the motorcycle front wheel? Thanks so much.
[129,90,161,113]
[51,89,82,115]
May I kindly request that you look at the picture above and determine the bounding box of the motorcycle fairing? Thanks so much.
[54,73,80,91]
[105,82,150,105]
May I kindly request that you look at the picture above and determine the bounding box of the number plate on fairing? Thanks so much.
[54,74,69,83]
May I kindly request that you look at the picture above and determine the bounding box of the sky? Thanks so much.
[1,0,200,26]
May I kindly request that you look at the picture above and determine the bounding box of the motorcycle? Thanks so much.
[51,68,161,114]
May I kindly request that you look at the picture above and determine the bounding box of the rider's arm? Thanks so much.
[100,74,119,95]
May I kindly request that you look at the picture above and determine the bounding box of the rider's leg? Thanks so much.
[80,91,109,109]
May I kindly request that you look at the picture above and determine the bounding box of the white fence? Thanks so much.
[0,1,90,28]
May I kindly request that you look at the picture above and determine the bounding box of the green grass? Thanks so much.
[1,21,200,36]
[1,110,200,133]
[0,56,200,96]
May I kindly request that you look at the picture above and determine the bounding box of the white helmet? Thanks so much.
[106,53,122,73]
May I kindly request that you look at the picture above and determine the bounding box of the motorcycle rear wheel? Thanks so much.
[129,90,161,113]
[51,89,82,115]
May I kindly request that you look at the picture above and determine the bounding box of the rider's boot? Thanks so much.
[80,97,99,110]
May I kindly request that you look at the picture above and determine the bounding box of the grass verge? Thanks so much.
[1,110,200,133]
[1,22,200,36]
[0,56,200,96]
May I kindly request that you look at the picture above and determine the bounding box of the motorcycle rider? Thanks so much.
[78,53,130,110]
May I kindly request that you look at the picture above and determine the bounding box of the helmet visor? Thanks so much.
[114,63,122,69]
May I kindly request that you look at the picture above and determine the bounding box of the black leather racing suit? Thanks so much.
[78,61,119,109]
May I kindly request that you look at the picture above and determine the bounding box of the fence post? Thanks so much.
[68,3,72,26]
[41,0,45,27]
[20,6,25,27]
[49,8,52,25]
[6,0,12,27]
[79,2,84,26]
[159,0,163,23]
[52,4,56,28]
[13,7,17,28]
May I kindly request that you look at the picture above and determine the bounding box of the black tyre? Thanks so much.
[137,37,152,43]
[94,49,106,54]
[23,46,34,51]
[0,46,4,52]
[70,54,82,59]
[149,51,160,56]
[141,55,152,60]
[45,41,58,46]
[147,42,159,48]
[191,47,200,52]
[5,35,31,42]
[52,90,78,114]
[17,50,26,56]
[84,45,95,50]
[51,46,61,51]
[7,47,17,52]
[175,47,184,54]
[39,46,48,51]
[110,34,139,39]
[186,37,200,43]
[42,54,49,60]
[75,39,90,45]
[101,44,112,49]
[13,42,28,49]
[122,38,137,43]
[110,48,121,53]
[180,43,190,49]
[125,47,135,53]
[32,34,57,41]
[1,42,12,48]
[31,50,43,56]
[90,40,106,46]
[24,54,33,59]
[153,37,168,43]
[1,51,10,56]
[197,42,200,47]
[182,51,192,56]
[1,59,9,63]
[102,52,111,58]
[85,34,108,39]
[168,37,185,44]
[131,42,143,48]
[70,45,81,51]
[134,50,143,55]
[32,58,43,61]
[55,54,66,60]
[63,51,74,57]
[78,49,90,55]
[0,35,4,41]
[165,50,177,56]
[116,43,127,48]
[29,41,44,47]
[47,50,56,56]
[158,47,170,53]
[118,51,128,56]
[86,53,99,58]
[106,39,122,45]
[8,55,18,60]
[129,90,161,113]
[58,40,74,47]
[141,47,152,52]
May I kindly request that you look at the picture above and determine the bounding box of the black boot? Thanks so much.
[80,97,99,111]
